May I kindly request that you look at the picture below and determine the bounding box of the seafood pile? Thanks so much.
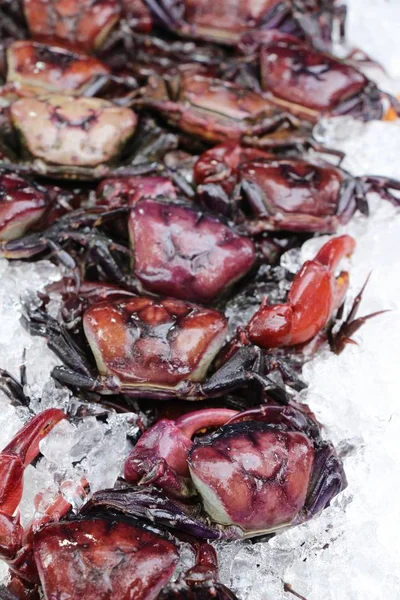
[0,1,398,599]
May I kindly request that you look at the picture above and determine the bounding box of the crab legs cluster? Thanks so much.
[0,1,395,599]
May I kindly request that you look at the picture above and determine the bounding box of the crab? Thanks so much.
[194,142,400,233]
[86,403,347,539]
[237,32,400,121]
[19,234,358,403]
[142,0,346,49]
[1,181,257,301]
[0,160,257,299]
[137,70,317,151]
[0,93,163,179]
[0,40,113,102]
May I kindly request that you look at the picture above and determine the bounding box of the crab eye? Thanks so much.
[188,422,314,532]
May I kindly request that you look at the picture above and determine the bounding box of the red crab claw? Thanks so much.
[124,408,238,499]
[0,409,65,567]
[245,235,356,348]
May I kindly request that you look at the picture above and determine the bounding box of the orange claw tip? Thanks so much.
[315,235,356,271]
[384,95,400,120]
[1,408,66,466]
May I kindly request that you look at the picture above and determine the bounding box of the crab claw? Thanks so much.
[124,409,238,499]
[0,409,65,574]
[0,409,65,516]
[245,235,356,348]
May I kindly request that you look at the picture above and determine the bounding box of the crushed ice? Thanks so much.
[0,0,399,596]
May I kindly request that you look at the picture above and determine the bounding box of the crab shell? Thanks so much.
[0,171,49,241]
[177,0,287,44]
[34,519,179,600]
[83,296,228,394]
[23,0,121,51]
[150,72,288,144]
[97,176,178,209]
[238,158,347,233]
[188,421,314,531]
[7,41,111,96]
[10,95,137,168]
[128,198,256,303]
[260,36,373,120]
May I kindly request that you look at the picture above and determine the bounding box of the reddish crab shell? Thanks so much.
[0,171,49,241]
[83,296,228,390]
[23,0,122,51]
[188,421,314,531]
[258,33,382,120]
[236,158,347,233]
[194,143,373,233]
[34,519,179,600]
[6,40,111,96]
[144,0,343,47]
[97,176,178,209]
[171,0,287,44]
[145,72,299,147]
[9,95,137,168]
[128,198,256,302]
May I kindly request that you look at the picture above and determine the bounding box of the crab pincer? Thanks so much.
[244,235,356,348]
[0,409,66,580]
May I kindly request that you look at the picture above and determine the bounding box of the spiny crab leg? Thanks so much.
[330,272,390,354]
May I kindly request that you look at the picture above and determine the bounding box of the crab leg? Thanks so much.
[0,409,65,516]
[245,235,356,348]
[0,409,65,577]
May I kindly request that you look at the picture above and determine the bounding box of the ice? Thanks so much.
[314,118,400,179]
[0,258,62,386]
[39,411,136,497]
[345,0,400,82]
